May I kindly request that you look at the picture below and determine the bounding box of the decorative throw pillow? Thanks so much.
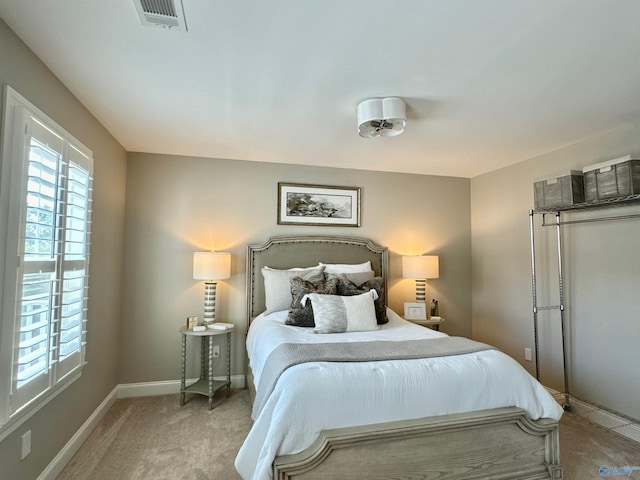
[335,276,388,324]
[286,277,339,327]
[262,265,325,314]
[301,290,379,334]
[319,261,372,274]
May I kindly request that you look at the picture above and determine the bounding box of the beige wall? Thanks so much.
[0,18,127,480]
[6,7,639,478]
[471,124,640,421]
[120,153,472,383]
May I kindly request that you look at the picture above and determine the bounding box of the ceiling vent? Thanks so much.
[134,0,187,31]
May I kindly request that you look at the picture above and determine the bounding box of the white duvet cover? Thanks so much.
[235,309,563,480]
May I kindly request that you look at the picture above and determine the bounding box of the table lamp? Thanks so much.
[193,251,231,325]
[402,255,439,303]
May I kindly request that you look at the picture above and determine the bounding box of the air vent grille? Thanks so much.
[140,0,176,17]
[134,0,187,31]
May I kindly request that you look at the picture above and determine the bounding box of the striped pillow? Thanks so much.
[301,290,379,334]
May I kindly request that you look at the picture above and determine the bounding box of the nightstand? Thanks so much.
[406,317,446,331]
[179,325,233,409]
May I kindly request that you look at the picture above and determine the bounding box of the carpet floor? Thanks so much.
[57,389,640,480]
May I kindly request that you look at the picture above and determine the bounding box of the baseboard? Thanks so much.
[117,379,184,398]
[545,386,640,444]
[38,375,246,479]
[117,375,246,398]
[37,386,119,480]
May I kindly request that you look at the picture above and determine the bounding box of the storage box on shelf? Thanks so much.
[533,171,584,210]
[582,155,640,202]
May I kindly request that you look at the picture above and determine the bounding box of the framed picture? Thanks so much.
[187,316,198,329]
[404,302,427,320]
[277,183,361,227]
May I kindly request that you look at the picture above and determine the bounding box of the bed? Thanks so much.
[235,235,563,480]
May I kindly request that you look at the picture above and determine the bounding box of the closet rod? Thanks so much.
[541,211,640,227]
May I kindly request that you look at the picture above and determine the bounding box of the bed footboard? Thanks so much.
[273,407,562,480]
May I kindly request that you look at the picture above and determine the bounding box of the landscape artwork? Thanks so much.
[277,183,361,226]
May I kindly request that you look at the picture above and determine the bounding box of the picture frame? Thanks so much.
[404,302,427,320]
[187,316,198,329]
[277,182,361,227]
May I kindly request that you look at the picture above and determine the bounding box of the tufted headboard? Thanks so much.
[246,235,388,325]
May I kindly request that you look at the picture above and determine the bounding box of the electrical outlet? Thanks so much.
[212,345,220,358]
[21,430,31,460]
[524,348,532,362]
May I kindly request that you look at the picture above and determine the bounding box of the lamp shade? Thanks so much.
[193,251,231,281]
[402,255,439,279]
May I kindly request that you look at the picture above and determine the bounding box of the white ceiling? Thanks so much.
[1,1,640,178]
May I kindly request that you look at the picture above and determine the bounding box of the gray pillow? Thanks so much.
[335,276,388,324]
[286,277,338,327]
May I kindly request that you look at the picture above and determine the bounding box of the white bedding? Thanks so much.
[235,309,563,480]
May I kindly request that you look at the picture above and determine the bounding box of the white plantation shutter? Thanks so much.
[0,87,92,428]
[57,147,91,380]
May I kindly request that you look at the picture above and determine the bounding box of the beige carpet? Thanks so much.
[57,390,252,480]
[57,389,640,480]
[559,410,640,479]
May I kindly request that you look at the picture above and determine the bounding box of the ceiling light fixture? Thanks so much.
[357,97,406,138]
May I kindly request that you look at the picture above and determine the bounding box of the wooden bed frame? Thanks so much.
[245,235,562,480]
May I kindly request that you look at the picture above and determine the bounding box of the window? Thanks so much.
[0,86,93,434]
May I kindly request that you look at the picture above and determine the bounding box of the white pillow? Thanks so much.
[302,290,379,334]
[262,265,325,314]
[325,270,375,286]
[319,261,372,274]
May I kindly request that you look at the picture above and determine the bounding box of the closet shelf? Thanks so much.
[533,193,640,213]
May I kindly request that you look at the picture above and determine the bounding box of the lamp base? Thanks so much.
[414,279,426,303]
[203,281,218,325]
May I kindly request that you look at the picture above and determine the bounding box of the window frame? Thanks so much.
[0,85,93,440]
